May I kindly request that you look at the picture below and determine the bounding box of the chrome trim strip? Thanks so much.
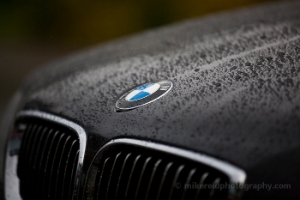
[85,138,246,199]
[5,110,87,200]
[17,110,87,170]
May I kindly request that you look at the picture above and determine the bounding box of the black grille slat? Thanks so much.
[145,159,162,200]
[54,135,71,199]
[169,165,185,200]
[202,173,217,199]
[156,162,173,200]
[22,124,36,164]
[194,172,209,200]
[91,144,230,200]
[124,154,141,200]
[37,129,54,199]
[135,156,153,199]
[48,133,66,197]
[210,178,221,199]
[16,117,80,200]
[95,157,112,200]
[181,168,197,200]
[115,153,132,200]
[42,130,60,198]
[61,140,77,199]
[68,150,79,199]
[32,127,48,171]
[105,152,123,200]
[31,127,48,200]
[27,125,43,169]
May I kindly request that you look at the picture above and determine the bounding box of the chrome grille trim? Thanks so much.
[5,110,86,200]
[85,138,246,200]
[18,111,86,167]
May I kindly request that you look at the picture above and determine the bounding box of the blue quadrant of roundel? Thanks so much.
[125,83,162,101]
[129,91,150,101]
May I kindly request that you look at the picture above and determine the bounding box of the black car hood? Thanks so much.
[17,1,300,199]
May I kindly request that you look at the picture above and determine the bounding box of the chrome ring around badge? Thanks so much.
[115,80,173,111]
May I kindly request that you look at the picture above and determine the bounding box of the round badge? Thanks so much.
[115,80,173,111]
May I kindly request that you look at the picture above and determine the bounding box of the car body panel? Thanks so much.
[2,1,300,199]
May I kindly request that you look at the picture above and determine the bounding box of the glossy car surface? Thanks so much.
[2,1,300,199]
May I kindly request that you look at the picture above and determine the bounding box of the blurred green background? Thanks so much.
[0,0,278,116]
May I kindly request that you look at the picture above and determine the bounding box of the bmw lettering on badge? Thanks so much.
[115,80,173,111]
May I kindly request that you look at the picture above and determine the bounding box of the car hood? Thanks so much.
[15,1,300,199]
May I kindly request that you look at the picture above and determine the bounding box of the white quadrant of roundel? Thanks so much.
[125,83,160,101]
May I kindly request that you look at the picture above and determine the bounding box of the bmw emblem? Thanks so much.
[115,80,173,111]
